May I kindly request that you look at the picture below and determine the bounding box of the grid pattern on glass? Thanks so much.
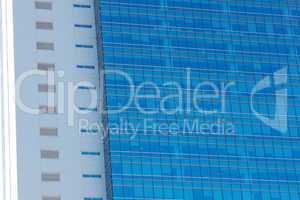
[96,0,300,199]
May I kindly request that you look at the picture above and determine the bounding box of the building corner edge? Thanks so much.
[0,0,18,199]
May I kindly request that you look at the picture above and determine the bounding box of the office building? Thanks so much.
[96,0,300,199]
[1,0,300,200]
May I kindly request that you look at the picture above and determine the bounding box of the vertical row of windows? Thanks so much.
[73,2,96,72]
[35,1,61,200]
[73,2,105,200]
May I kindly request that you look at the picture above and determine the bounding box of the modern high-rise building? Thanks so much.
[96,0,300,199]
[1,0,300,200]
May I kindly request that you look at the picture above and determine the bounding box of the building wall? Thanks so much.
[9,0,106,199]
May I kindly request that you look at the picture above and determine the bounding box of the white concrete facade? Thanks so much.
[0,0,106,200]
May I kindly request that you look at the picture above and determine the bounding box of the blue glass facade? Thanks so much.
[95,0,300,199]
